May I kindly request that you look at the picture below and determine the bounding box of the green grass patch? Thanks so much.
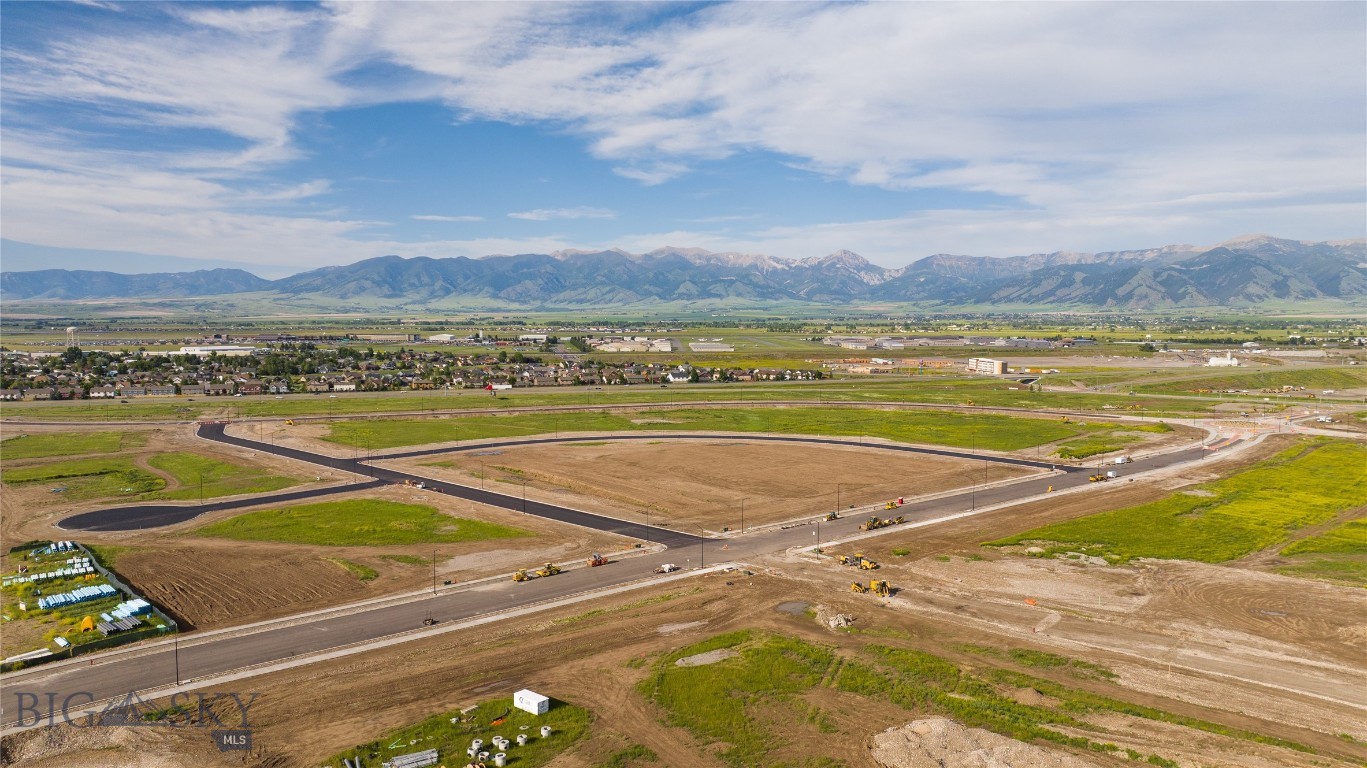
[1281,518,1367,556]
[597,745,659,768]
[195,499,531,547]
[1135,367,1367,396]
[990,440,1367,563]
[0,431,146,459]
[144,453,297,500]
[1,457,165,500]
[331,696,590,768]
[1053,434,1141,459]
[1274,557,1367,587]
[326,558,377,581]
[958,644,1116,680]
[324,407,1122,452]
[84,544,133,570]
[640,632,834,767]
[378,554,430,566]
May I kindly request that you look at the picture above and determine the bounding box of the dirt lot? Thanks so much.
[7,553,1364,768]
[385,439,1039,532]
[7,426,1366,767]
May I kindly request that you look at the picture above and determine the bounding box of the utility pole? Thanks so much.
[198,473,203,505]
[432,548,438,596]
[836,484,842,515]
[174,632,180,685]
[740,497,747,534]
[521,478,527,513]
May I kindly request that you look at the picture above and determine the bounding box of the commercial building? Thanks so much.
[966,358,1007,375]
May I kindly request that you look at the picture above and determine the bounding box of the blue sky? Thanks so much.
[2,1,1364,277]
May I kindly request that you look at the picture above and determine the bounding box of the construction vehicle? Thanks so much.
[824,511,840,521]
[850,581,868,594]
[587,552,608,567]
[871,580,891,597]
[839,553,865,567]
[887,515,904,525]
[284,419,295,426]
[859,516,882,531]
[535,562,561,578]
[1061,416,1071,423]
[512,569,529,582]
[1089,473,1107,482]
[858,557,879,570]
[1047,485,1054,493]
[884,501,898,510]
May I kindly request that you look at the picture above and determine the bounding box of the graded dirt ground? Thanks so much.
[384,438,1040,532]
[6,422,1365,768]
[8,552,1364,768]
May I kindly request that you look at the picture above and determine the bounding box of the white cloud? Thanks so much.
[508,207,617,221]
[412,214,484,222]
[1,2,1361,270]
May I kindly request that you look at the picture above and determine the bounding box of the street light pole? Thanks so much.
[174,632,180,685]
[521,478,527,513]
[740,497,747,533]
[836,484,842,515]
[432,548,438,596]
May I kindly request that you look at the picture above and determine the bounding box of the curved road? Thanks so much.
[7,422,1227,732]
[61,422,1075,538]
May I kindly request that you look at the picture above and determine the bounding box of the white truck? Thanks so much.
[654,564,679,573]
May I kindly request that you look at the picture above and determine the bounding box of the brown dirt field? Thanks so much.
[387,439,1039,532]
[9,567,1363,767]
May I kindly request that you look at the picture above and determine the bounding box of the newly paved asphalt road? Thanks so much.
[7,423,1223,730]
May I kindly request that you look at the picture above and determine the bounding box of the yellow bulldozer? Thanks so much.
[535,562,561,578]
[853,580,892,596]
[512,569,529,582]
[858,558,879,570]
[884,501,898,510]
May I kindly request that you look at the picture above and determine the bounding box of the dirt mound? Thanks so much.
[871,718,1103,768]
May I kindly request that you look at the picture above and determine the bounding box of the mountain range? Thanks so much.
[3,235,1364,309]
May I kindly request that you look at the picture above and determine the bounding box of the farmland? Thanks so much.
[991,439,1367,563]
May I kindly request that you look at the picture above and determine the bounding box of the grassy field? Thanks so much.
[0,376,1216,422]
[1134,367,1367,396]
[1,457,165,500]
[194,499,530,546]
[1277,518,1367,586]
[331,696,591,768]
[144,453,297,500]
[325,558,378,581]
[638,630,1305,768]
[990,439,1367,564]
[0,431,147,460]
[0,453,295,503]
[325,407,1141,452]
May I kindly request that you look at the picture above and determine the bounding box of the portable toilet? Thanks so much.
[514,689,550,716]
